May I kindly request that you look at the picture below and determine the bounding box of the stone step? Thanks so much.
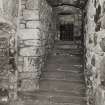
[0,102,8,105]
[47,58,82,66]
[50,54,82,59]
[52,51,82,56]
[41,71,85,82]
[19,91,86,105]
[50,96,86,104]
[48,61,82,66]
[19,89,86,99]
[55,41,81,45]
[37,89,86,97]
[55,41,75,45]
[54,44,79,50]
[18,98,84,105]
[49,55,82,61]
[39,79,86,92]
[46,64,83,72]
[52,48,82,55]
[45,66,83,72]
[54,48,82,51]
[42,69,84,75]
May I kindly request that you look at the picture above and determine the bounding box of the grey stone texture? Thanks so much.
[84,0,105,105]
[0,0,58,102]
[18,0,58,92]
[0,0,18,103]
[1,0,105,105]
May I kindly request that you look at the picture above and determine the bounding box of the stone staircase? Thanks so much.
[18,41,87,105]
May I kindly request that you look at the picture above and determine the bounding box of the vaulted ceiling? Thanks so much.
[47,0,88,15]
[47,0,88,9]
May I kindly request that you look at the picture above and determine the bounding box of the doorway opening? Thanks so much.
[60,23,74,41]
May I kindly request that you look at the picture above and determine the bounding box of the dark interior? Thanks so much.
[60,24,74,41]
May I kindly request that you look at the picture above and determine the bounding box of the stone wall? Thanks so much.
[0,0,18,103]
[84,0,105,105]
[0,0,17,23]
[18,0,58,91]
[0,0,58,102]
[74,14,82,38]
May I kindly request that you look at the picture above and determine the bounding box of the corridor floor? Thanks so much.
[19,41,87,105]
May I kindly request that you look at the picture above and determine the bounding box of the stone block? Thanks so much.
[0,79,9,89]
[91,55,95,66]
[41,31,49,40]
[18,56,24,62]
[0,88,9,103]
[100,56,105,82]
[19,29,41,40]
[20,19,26,24]
[26,0,39,10]
[94,33,97,46]
[9,99,24,105]
[95,86,105,105]
[22,57,42,72]
[21,79,39,91]
[18,65,23,73]
[19,72,37,79]
[26,21,40,29]
[21,39,42,47]
[21,4,25,9]
[100,15,105,29]
[100,37,105,52]
[42,39,46,46]
[9,73,17,83]
[19,46,45,56]
[20,24,25,29]
[23,9,39,20]
[21,0,27,5]
[18,56,24,73]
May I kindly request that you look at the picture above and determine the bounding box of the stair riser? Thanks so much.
[41,73,85,82]
[39,80,86,92]
[19,94,86,105]
[19,41,86,105]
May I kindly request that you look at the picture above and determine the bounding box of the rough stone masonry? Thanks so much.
[18,0,58,91]
[84,0,105,105]
[0,0,58,103]
[0,0,105,105]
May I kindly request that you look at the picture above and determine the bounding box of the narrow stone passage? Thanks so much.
[0,0,105,105]
[18,41,87,105]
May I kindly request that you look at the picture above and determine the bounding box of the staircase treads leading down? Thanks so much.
[19,41,86,105]
[41,71,85,82]
[19,90,86,104]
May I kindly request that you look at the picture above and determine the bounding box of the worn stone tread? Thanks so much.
[18,41,86,105]
[19,89,86,98]
[41,71,85,83]
[46,64,83,72]
[39,79,86,92]
[19,91,86,104]
[18,99,84,105]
